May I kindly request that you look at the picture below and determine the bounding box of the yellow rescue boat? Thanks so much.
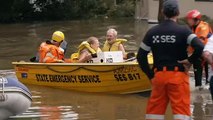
[12,55,153,94]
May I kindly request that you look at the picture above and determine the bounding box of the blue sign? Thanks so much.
[21,73,28,78]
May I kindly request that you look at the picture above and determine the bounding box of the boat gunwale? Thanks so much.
[12,62,139,66]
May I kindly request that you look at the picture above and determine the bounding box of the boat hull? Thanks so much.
[12,62,152,94]
[0,76,32,120]
[0,92,31,120]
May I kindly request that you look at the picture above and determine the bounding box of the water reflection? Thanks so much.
[193,95,205,120]
[8,84,148,120]
[191,87,213,120]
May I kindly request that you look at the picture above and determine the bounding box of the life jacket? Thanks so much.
[193,21,212,44]
[188,21,212,53]
[102,39,127,51]
[70,41,102,62]
[39,42,64,63]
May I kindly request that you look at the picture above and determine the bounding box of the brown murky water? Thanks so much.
[0,18,213,120]
[0,18,147,70]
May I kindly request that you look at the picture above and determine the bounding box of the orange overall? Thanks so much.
[39,42,64,63]
[146,68,190,120]
[137,19,204,120]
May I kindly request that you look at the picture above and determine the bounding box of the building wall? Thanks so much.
[148,0,159,21]
[135,0,148,19]
[148,0,213,21]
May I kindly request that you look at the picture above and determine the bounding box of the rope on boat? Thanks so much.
[82,66,125,72]
[46,66,82,73]
[46,66,126,73]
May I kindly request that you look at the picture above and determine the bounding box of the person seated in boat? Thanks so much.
[102,28,127,58]
[30,40,67,62]
[71,37,102,63]
[39,31,67,63]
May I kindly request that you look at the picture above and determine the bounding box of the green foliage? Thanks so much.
[107,0,135,17]
[32,0,76,20]
[0,0,34,23]
[0,0,135,23]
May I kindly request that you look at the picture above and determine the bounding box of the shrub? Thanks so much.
[107,0,135,17]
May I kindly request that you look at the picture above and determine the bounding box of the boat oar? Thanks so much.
[124,52,136,62]
[124,57,136,62]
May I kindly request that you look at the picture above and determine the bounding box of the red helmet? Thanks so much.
[186,10,202,19]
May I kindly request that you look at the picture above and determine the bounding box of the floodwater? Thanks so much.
[0,18,213,120]
[0,18,147,70]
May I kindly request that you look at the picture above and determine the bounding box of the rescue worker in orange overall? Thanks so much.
[186,10,212,88]
[39,31,66,63]
[137,0,204,120]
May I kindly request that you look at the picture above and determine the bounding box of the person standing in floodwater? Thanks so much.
[137,0,204,120]
[186,9,212,90]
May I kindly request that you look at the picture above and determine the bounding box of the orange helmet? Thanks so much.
[186,10,202,19]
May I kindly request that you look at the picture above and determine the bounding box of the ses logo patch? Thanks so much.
[152,35,176,43]
[21,73,28,78]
